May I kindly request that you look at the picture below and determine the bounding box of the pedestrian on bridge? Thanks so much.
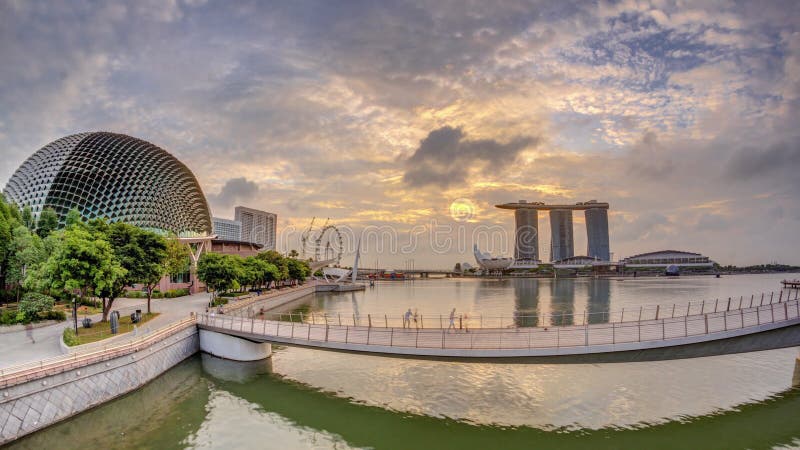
[404,308,412,328]
[448,308,456,331]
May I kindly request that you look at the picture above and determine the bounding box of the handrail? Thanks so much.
[0,316,197,389]
[196,297,800,352]
[234,289,800,329]
[219,282,317,316]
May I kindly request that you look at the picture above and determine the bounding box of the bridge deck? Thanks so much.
[198,297,800,358]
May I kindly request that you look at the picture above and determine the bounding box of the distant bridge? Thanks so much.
[198,290,800,362]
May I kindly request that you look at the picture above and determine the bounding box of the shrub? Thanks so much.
[211,297,229,307]
[164,288,189,298]
[42,310,67,321]
[19,293,55,320]
[0,310,19,325]
[62,327,79,346]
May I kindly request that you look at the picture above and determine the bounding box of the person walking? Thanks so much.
[404,308,412,328]
[412,309,419,329]
[448,308,456,331]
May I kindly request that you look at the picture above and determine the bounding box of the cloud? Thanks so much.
[726,141,800,181]
[403,126,536,188]
[207,177,260,213]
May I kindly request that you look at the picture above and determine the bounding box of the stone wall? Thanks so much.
[0,325,199,445]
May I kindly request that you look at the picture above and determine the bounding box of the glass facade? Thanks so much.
[3,132,212,237]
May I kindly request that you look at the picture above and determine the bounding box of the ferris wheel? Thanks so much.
[301,217,344,265]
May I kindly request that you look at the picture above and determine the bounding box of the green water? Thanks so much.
[9,353,800,450]
[8,275,800,449]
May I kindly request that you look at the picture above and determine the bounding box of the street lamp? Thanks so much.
[72,296,78,334]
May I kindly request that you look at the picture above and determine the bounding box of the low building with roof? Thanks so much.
[621,250,714,268]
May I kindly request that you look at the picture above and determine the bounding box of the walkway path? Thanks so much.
[0,283,318,370]
[0,293,210,369]
[197,296,800,359]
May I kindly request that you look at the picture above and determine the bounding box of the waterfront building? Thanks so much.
[513,201,539,263]
[235,206,277,250]
[212,217,242,241]
[549,209,574,262]
[3,132,212,236]
[473,244,514,271]
[497,200,611,265]
[621,250,714,267]
[2,132,275,294]
[584,203,610,261]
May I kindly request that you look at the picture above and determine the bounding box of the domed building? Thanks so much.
[3,132,212,237]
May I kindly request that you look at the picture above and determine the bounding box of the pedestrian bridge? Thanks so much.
[197,291,800,362]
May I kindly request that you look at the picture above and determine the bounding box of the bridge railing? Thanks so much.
[197,297,800,351]
[242,289,800,330]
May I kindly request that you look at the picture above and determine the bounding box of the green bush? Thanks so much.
[164,288,189,298]
[62,327,79,347]
[219,291,249,298]
[0,310,18,325]
[211,297,229,307]
[19,292,56,320]
[42,310,67,321]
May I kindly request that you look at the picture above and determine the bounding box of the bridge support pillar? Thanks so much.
[199,329,272,361]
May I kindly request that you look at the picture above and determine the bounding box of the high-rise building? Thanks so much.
[234,206,277,250]
[513,201,539,262]
[549,209,574,262]
[497,200,611,264]
[585,207,610,261]
[212,217,242,241]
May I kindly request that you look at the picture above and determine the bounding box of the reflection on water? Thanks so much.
[513,279,539,327]
[10,352,800,450]
[550,279,575,326]
[311,273,800,327]
[587,279,611,324]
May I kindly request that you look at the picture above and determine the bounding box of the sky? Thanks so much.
[1,0,799,268]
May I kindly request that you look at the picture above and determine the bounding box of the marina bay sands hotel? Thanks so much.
[496,200,610,263]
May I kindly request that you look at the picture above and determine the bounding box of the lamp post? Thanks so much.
[72,296,78,334]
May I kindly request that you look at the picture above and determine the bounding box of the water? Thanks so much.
[9,274,800,449]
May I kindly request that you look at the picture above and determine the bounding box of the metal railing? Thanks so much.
[0,316,197,389]
[221,282,317,317]
[237,289,800,330]
[197,296,800,352]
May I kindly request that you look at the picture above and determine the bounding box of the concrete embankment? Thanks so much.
[0,318,198,445]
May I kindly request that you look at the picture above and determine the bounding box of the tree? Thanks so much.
[28,226,125,317]
[286,258,310,285]
[256,250,289,285]
[21,206,34,231]
[0,195,22,302]
[164,235,190,278]
[288,249,299,258]
[7,225,44,301]
[36,208,59,238]
[197,253,241,298]
[132,230,167,314]
[64,208,83,229]
[99,222,153,321]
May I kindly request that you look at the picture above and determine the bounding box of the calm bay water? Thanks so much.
[9,274,800,449]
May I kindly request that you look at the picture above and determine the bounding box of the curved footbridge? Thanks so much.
[198,293,800,362]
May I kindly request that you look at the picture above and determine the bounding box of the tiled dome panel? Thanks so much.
[3,132,212,237]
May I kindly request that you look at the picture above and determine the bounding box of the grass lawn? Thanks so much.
[69,312,160,345]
